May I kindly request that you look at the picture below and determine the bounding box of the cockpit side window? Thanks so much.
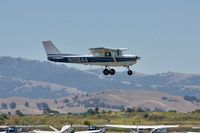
[105,50,122,57]
[105,52,111,57]
[113,50,122,56]
[116,50,120,56]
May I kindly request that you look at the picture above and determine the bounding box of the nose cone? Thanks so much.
[136,56,141,60]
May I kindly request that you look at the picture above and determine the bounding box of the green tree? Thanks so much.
[37,103,49,110]
[9,102,16,109]
[121,107,125,112]
[0,114,8,124]
[95,107,99,114]
[15,110,24,116]
[54,100,58,104]
[63,98,70,103]
[8,112,11,115]
[193,109,200,113]
[83,120,91,126]
[1,103,8,109]
[126,107,135,112]
[86,109,95,115]
[24,102,29,107]
[101,110,106,114]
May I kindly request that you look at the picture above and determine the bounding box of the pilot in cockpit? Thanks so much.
[105,52,111,57]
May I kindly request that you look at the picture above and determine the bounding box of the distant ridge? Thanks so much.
[0,56,200,98]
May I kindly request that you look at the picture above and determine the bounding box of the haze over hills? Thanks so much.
[0,56,200,114]
[0,56,200,98]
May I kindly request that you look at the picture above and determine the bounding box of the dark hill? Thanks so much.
[0,56,200,99]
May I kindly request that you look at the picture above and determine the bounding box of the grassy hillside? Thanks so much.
[0,90,199,115]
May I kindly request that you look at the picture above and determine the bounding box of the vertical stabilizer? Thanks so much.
[42,40,61,55]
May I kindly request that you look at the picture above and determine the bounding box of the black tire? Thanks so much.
[109,69,115,75]
[127,70,133,75]
[103,69,110,75]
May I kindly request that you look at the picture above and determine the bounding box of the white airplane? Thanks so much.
[106,125,179,133]
[32,125,101,133]
[42,41,140,75]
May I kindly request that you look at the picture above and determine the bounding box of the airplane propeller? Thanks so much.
[136,56,141,60]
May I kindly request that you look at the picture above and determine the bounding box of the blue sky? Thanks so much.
[0,0,200,74]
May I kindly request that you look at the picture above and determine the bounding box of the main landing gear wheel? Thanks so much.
[109,69,115,75]
[127,70,133,75]
[103,68,116,75]
[103,69,110,75]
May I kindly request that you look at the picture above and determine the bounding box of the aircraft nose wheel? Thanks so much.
[103,69,110,75]
[109,69,115,75]
[127,70,133,75]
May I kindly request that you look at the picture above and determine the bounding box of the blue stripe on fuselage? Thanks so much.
[48,57,137,63]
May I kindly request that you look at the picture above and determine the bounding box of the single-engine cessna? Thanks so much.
[42,41,140,75]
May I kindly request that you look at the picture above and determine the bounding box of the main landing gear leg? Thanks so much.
[127,66,133,75]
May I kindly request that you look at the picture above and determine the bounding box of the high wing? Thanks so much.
[33,130,57,133]
[106,125,138,129]
[49,126,60,133]
[33,130,101,133]
[89,47,128,52]
[106,125,179,129]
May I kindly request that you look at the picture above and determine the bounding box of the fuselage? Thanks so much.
[47,54,139,67]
